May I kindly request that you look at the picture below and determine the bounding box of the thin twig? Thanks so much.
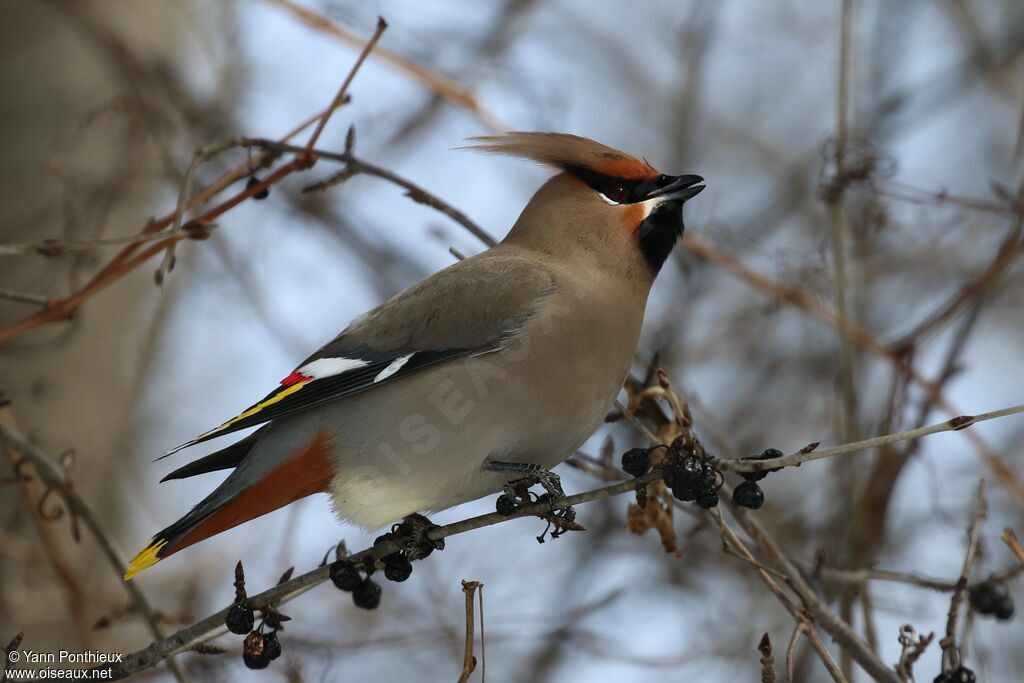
[939,481,987,671]
[478,583,486,683]
[829,0,859,449]
[722,403,1024,473]
[458,580,483,683]
[0,289,49,307]
[155,138,253,285]
[895,624,934,682]
[817,564,1024,593]
[302,17,387,159]
[785,624,805,683]
[0,223,221,257]
[878,180,1024,217]
[759,633,776,683]
[1003,528,1024,566]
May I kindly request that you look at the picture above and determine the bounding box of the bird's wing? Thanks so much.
[159,253,555,458]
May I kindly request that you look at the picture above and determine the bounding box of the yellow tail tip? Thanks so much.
[124,539,167,581]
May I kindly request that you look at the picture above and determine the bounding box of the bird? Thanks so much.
[125,132,704,580]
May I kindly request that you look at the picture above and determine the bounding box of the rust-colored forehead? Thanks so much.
[463,132,659,180]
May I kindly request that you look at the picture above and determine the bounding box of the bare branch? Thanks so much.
[722,404,1024,473]
[939,481,987,671]
[818,564,1024,593]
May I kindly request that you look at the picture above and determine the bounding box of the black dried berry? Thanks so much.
[993,594,1014,620]
[741,469,768,482]
[742,448,782,481]
[352,577,382,610]
[733,481,765,509]
[671,481,699,502]
[496,494,517,516]
[225,602,255,635]
[970,583,999,615]
[243,650,270,669]
[703,459,721,487]
[661,463,680,490]
[621,448,650,477]
[971,582,1014,620]
[329,560,362,592]
[947,666,976,683]
[242,631,269,669]
[383,553,413,582]
[263,632,282,661]
[246,175,269,199]
[696,487,719,509]
[679,456,705,486]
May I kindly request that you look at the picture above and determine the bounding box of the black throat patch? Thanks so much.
[636,201,684,272]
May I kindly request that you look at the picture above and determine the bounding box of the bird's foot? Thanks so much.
[487,460,565,502]
[534,499,583,543]
[389,513,444,561]
[486,461,579,538]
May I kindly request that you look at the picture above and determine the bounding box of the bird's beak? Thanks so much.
[638,174,705,203]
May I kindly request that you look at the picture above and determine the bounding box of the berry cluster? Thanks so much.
[329,559,383,609]
[934,666,976,683]
[223,562,288,670]
[621,438,723,509]
[240,615,284,670]
[329,533,420,610]
[969,582,1015,620]
[622,441,781,511]
[732,448,781,510]
[662,448,722,509]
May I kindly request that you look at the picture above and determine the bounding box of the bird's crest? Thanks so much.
[462,132,658,180]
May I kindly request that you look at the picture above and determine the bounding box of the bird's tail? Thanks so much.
[124,429,334,580]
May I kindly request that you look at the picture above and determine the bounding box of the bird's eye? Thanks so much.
[603,183,629,203]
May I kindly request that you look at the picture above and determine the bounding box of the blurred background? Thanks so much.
[2,0,1023,681]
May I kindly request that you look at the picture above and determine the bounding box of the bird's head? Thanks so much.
[465,132,704,274]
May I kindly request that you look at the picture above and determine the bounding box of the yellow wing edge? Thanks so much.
[124,539,168,581]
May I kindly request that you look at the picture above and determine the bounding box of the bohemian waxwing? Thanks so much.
[125,132,704,579]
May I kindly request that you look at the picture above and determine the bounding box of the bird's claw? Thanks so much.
[392,513,444,560]
[494,463,565,502]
